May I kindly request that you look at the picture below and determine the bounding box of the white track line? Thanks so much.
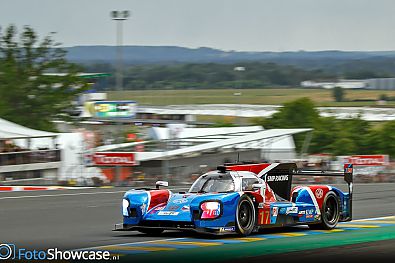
[0,188,189,200]
[353,215,395,221]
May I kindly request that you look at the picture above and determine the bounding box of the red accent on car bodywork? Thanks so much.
[226,163,271,175]
[265,185,277,203]
[148,190,170,210]
[307,185,330,208]
[292,185,330,209]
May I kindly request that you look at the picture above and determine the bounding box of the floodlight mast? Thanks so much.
[110,10,130,183]
[111,10,130,92]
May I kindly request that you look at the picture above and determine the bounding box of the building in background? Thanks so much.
[90,126,311,185]
[0,118,61,185]
[365,78,395,90]
[301,78,395,90]
[301,79,366,89]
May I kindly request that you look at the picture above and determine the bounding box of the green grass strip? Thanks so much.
[118,226,395,263]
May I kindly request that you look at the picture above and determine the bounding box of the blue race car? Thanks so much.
[114,162,353,236]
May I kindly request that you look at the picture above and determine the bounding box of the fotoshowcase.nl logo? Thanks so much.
[0,243,119,261]
[0,244,14,260]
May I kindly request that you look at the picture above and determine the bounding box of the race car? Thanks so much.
[114,162,353,236]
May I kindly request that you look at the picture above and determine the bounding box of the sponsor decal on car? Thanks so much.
[157,211,179,216]
[286,206,298,214]
[298,210,306,217]
[150,205,165,214]
[219,227,235,232]
[272,207,278,217]
[167,205,179,211]
[315,188,324,199]
[266,175,289,182]
[306,208,315,219]
[172,199,188,204]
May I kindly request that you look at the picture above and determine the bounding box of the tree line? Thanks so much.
[87,62,336,90]
[251,98,395,158]
[86,63,395,91]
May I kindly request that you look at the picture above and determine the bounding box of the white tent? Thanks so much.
[149,126,264,140]
[138,128,312,161]
[0,119,106,183]
[0,117,57,139]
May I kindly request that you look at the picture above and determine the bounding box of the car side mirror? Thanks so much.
[156,181,169,189]
[252,183,266,196]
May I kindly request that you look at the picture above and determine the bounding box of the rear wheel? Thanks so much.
[235,195,256,236]
[138,228,164,235]
[308,191,340,230]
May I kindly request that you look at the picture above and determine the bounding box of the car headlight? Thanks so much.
[200,201,221,219]
[122,199,129,216]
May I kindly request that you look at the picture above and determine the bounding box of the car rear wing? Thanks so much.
[292,163,353,185]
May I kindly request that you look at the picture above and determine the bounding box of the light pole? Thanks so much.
[111,10,130,185]
[233,66,245,125]
[111,10,130,92]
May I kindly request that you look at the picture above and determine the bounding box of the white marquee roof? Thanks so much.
[149,126,264,140]
[136,128,312,162]
[0,118,57,139]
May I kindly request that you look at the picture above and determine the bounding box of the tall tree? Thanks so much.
[252,97,319,151]
[251,97,395,157]
[0,25,87,131]
[263,97,320,129]
[333,86,345,102]
[374,121,395,157]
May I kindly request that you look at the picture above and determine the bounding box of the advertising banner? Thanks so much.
[345,155,389,166]
[93,152,138,166]
[82,101,137,118]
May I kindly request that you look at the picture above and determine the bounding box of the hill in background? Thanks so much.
[65,45,395,71]
[67,46,395,90]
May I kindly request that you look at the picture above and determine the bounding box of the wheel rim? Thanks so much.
[238,200,253,229]
[324,196,338,225]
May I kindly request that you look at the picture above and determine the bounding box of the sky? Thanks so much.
[1,0,395,52]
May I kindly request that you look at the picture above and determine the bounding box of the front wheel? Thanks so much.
[308,191,340,230]
[235,195,256,236]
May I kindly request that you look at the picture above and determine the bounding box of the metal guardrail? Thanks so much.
[0,149,61,166]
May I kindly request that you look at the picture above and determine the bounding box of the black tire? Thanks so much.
[308,191,340,230]
[138,228,164,235]
[235,195,256,236]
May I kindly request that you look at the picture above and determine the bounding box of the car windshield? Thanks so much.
[189,173,235,193]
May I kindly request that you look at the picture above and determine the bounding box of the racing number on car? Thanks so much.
[259,209,271,224]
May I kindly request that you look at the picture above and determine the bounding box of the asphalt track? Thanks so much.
[0,183,394,262]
